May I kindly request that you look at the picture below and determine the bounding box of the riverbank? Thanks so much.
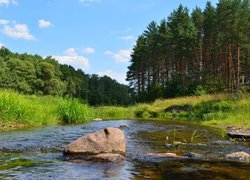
[96,93,250,129]
[0,89,249,130]
[0,90,94,130]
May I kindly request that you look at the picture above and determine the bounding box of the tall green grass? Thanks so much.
[58,98,93,124]
[0,89,93,128]
[0,89,249,130]
[94,106,134,120]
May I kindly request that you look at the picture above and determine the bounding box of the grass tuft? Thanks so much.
[58,98,93,124]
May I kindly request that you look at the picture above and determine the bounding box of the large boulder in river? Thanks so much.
[226,152,250,163]
[63,127,126,163]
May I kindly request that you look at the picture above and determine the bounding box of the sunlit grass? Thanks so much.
[58,98,94,124]
[94,106,134,120]
[98,93,250,129]
[0,89,93,128]
[0,89,249,130]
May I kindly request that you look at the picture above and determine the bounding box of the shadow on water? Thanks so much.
[0,120,250,179]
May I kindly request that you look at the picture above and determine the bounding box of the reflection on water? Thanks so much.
[0,120,250,179]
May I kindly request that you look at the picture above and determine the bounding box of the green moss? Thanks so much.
[0,153,45,171]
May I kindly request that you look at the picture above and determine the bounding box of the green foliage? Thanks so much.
[190,130,200,144]
[193,100,234,120]
[94,106,134,120]
[0,90,94,127]
[0,90,34,124]
[127,1,250,102]
[0,48,132,106]
[194,86,207,96]
[134,107,159,119]
[58,99,93,124]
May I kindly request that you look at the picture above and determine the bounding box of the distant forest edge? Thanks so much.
[0,0,249,106]
[0,48,131,106]
[127,0,250,102]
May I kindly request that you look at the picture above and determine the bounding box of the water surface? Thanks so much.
[0,120,250,179]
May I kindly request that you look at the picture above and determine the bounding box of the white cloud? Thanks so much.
[0,0,17,6]
[38,19,52,28]
[0,19,9,25]
[81,47,95,54]
[2,23,35,40]
[0,43,4,48]
[120,35,134,41]
[53,48,90,70]
[105,49,131,63]
[98,70,127,84]
[79,0,100,6]
[65,48,78,56]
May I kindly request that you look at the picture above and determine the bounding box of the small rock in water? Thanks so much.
[226,151,250,163]
[183,152,202,159]
[119,124,129,129]
[145,153,187,159]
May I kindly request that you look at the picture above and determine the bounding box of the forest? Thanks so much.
[0,0,249,105]
[127,0,250,102]
[0,47,131,106]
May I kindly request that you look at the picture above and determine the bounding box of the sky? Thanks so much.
[0,0,218,84]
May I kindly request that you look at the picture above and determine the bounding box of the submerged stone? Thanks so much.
[226,151,250,163]
[145,153,187,159]
[183,152,203,159]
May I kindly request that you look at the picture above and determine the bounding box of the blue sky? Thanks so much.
[0,0,218,84]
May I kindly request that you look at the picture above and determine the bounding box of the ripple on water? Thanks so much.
[0,120,250,179]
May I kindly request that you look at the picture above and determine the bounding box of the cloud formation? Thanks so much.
[0,43,4,48]
[98,70,127,84]
[81,47,95,54]
[105,49,131,63]
[2,23,35,40]
[0,0,17,6]
[53,48,90,70]
[0,19,9,25]
[38,19,52,28]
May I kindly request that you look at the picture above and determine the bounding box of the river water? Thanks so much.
[0,120,250,179]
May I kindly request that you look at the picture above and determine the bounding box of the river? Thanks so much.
[0,120,250,179]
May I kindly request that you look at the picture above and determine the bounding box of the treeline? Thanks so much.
[0,47,131,106]
[127,0,250,102]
